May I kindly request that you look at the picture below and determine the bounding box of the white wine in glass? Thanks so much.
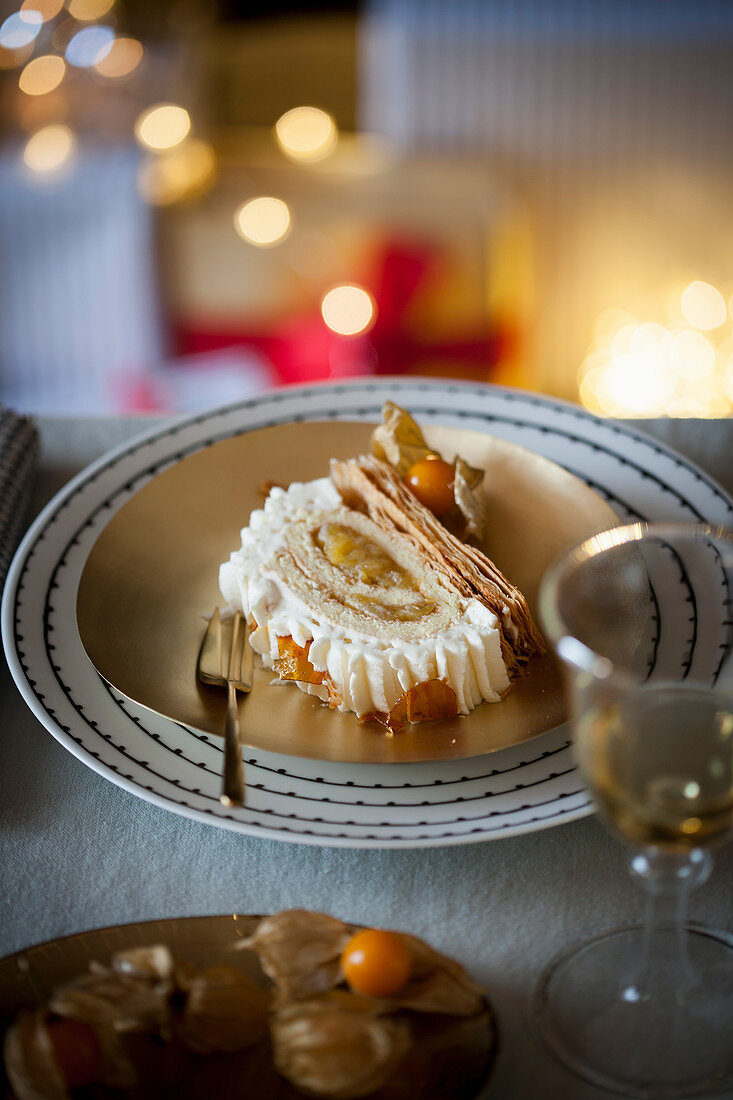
[579,684,733,850]
[534,523,733,1099]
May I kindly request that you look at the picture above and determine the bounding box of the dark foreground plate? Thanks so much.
[0,915,498,1100]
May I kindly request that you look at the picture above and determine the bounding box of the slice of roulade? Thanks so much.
[329,454,545,680]
[219,458,543,731]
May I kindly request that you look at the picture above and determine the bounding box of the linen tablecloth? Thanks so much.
[2,414,732,1100]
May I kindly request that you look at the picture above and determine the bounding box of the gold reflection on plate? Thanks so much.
[76,422,618,764]
[0,917,262,1014]
[0,915,498,1100]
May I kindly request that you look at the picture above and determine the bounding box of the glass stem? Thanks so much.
[623,846,712,1005]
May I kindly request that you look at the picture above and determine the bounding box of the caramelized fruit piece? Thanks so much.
[323,676,343,708]
[388,679,459,734]
[405,457,456,516]
[363,679,458,735]
[274,636,324,685]
[341,930,412,998]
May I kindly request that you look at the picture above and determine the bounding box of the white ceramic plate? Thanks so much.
[4,380,732,848]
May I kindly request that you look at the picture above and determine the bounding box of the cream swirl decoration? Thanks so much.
[219,478,511,718]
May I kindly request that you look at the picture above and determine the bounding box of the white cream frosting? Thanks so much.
[218,477,510,718]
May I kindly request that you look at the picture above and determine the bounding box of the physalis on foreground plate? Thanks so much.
[4,911,497,1100]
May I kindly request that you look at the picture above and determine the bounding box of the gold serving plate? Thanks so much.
[76,421,617,764]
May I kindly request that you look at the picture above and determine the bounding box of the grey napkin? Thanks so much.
[0,406,39,591]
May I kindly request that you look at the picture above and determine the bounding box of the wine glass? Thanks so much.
[533,522,733,1098]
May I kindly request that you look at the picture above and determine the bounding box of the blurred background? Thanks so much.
[1,0,732,417]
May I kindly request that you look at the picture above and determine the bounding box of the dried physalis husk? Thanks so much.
[371,402,485,535]
[176,965,270,1054]
[371,402,434,476]
[46,955,174,1089]
[108,944,175,984]
[50,966,171,1036]
[373,934,485,1017]
[240,910,352,999]
[453,457,485,542]
[271,990,411,1100]
[3,1012,69,1100]
[4,948,178,1099]
[5,1006,136,1096]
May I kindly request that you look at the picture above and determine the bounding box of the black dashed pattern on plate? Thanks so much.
[4,380,732,848]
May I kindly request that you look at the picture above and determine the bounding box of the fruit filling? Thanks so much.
[315,522,436,623]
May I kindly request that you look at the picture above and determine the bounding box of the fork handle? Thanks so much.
[221,681,245,807]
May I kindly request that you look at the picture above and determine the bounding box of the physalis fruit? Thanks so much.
[341,929,412,998]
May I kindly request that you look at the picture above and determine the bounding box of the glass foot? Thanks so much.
[532,925,733,1098]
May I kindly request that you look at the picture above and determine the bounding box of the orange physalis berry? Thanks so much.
[405,457,455,516]
[340,928,412,998]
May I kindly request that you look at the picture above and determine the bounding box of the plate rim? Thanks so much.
[3,379,732,849]
[0,913,261,972]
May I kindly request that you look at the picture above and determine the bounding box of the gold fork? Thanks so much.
[196,608,253,807]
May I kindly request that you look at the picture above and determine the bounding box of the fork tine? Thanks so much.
[196,608,249,807]
[197,606,224,685]
[213,606,223,678]
[232,610,254,691]
[240,614,254,688]
[228,610,243,682]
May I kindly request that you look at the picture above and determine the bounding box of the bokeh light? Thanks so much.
[672,330,716,379]
[94,36,142,78]
[680,281,727,331]
[19,54,66,95]
[275,106,337,162]
[579,289,733,418]
[599,353,672,417]
[135,103,191,151]
[0,41,33,68]
[0,10,43,50]
[67,0,115,20]
[66,25,114,68]
[23,123,75,173]
[321,285,376,336]
[234,196,291,247]
[21,0,64,19]
[137,140,216,205]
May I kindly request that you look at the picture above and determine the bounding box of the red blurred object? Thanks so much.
[175,314,375,386]
[173,239,505,385]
